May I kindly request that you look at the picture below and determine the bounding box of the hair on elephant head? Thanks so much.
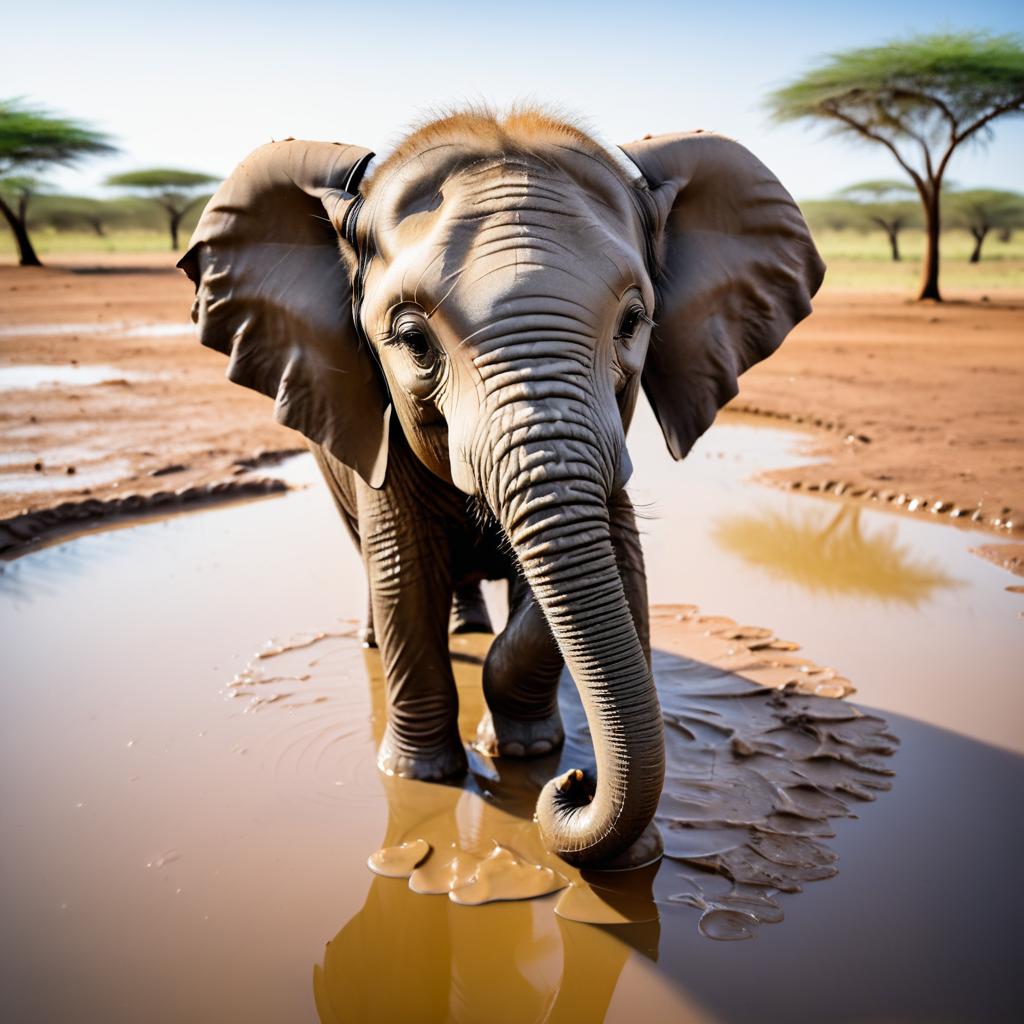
[180,107,824,868]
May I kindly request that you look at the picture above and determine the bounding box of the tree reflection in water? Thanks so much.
[714,504,960,604]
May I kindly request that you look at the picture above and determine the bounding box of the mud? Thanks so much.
[0,261,298,526]
[971,540,1024,579]
[0,475,287,554]
[3,263,1023,557]
[259,611,892,933]
[2,442,1021,1022]
[735,290,1024,539]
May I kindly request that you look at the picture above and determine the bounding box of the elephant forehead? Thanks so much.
[362,159,649,333]
[371,156,643,266]
[372,151,637,235]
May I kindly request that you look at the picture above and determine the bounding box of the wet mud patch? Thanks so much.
[4,473,1017,1023]
[645,607,896,939]
[0,476,288,556]
[236,604,896,941]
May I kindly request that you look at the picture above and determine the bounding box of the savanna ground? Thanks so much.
[1,225,1022,572]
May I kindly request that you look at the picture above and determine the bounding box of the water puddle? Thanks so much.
[0,363,155,390]
[1,412,1020,1022]
[629,406,1023,754]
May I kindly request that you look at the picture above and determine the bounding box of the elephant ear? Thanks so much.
[178,139,390,487]
[620,131,825,460]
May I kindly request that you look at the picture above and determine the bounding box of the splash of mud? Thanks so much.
[237,606,896,939]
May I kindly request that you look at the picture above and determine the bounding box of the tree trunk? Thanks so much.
[969,227,987,264]
[169,210,182,250]
[886,227,901,262]
[917,185,942,301]
[0,195,42,267]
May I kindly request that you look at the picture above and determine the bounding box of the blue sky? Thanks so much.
[6,0,1023,199]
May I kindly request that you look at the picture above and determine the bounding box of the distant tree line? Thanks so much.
[801,180,1024,262]
[0,98,217,266]
[4,29,1023,297]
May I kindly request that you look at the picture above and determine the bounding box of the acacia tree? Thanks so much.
[799,198,864,234]
[839,180,921,260]
[945,188,1024,262]
[0,98,115,265]
[768,32,1024,301]
[28,194,119,237]
[105,168,218,249]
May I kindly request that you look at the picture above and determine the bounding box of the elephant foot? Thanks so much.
[449,582,493,635]
[588,821,664,872]
[473,708,564,759]
[360,621,377,649]
[377,727,467,781]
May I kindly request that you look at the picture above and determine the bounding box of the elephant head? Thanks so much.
[180,109,824,866]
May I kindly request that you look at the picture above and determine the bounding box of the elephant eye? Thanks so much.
[390,317,440,373]
[616,304,649,342]
[398,325,430,357]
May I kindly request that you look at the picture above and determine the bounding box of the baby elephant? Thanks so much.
[180,108,823,868]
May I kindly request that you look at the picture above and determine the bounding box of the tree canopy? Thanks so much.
[106,168,218,190]
[767,31,1024,299]
[839,180,915,202]
[0,98,116,265]
[27,194,140,237]
[800,199,865,234]
[106,167,219,249]
[945,188,1024,261]
[834,179,921,260]
[0,97,115,173]
[801,186,921,262]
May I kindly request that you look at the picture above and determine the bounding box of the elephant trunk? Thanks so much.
[479,402,664,867]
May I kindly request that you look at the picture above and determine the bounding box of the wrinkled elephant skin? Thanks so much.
[179,108,824,867]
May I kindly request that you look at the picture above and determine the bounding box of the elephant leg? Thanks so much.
[475,574,565,758]
[360,589,376,649]
[449,581,493,635]
[359,502,467,782]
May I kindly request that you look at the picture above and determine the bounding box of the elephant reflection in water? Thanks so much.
[313,785,666,1024]
[312,642,704,1024]
[312,616,896,1019]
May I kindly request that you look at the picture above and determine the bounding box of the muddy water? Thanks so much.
[630,407,1024,754]
[2,413,1021,1022]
